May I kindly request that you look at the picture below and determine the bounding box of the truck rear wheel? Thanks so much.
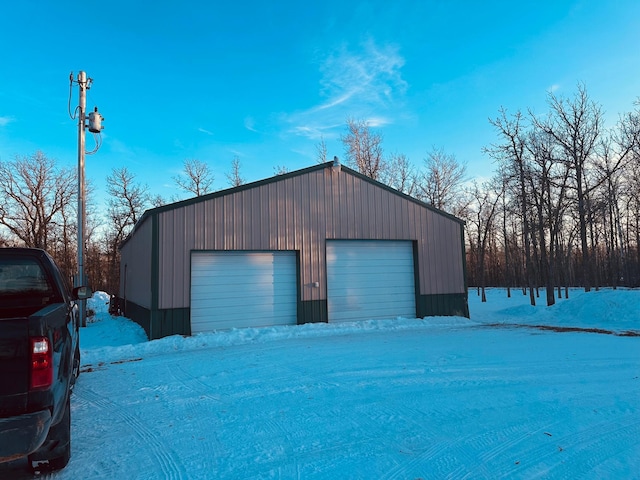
[29,396,71,472]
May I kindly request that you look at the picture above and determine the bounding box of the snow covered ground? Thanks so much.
[2,288,639,479]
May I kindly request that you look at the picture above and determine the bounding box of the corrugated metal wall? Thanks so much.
[119,214,153,309]
[156,165,464,310]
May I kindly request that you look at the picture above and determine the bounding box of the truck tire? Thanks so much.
[29,396,71,472]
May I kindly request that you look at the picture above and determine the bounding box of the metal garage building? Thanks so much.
[118,161,468,340]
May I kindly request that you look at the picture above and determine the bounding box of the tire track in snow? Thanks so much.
[168,362,224,405]
[75,386,186,480]
[453,419,564,479]
[497,417,640,478]
[365,400,477,480]
[384,431,476,480]
[563,419,640,478]
[164,362,227,472]
[168,359,304,478]
[249,414,303,479]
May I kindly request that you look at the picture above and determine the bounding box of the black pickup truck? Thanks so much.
[0,248,91,472]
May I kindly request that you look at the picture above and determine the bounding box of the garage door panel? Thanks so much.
[329,264,413,274]
[190,251,297,332]
[192,294,297,309]
[192,302,289,318]
[193,315,284,331]
[330,295,415,310]
[192,283,286,297]
[327,240,416,323]
[332,285,413,298]
[192,273,297,288]
[191,295,290,309]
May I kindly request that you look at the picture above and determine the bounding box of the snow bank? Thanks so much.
[80,287,639,367]
[81,291,148,354]
[81,314,479,366]
[87,290,111,315]
[469,287,640,333]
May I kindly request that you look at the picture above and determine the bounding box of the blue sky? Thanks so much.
[1,0,639,209]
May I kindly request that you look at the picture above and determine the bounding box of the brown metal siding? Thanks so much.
[119,215,153,309]
[156,166,465,309]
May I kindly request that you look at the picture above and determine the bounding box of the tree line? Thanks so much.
[473,85,640,305]
[0,154,247,294]
[1,85,639,306]
[321,87,640,306]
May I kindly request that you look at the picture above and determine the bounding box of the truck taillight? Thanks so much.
[30,336,53,390]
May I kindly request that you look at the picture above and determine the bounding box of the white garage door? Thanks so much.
[327,240,416,323]
[190,251,297,332]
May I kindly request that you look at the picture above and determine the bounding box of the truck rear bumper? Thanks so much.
[0,409,52,463]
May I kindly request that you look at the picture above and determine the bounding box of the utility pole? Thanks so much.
[77,72,87,327]
[72,71,103,327]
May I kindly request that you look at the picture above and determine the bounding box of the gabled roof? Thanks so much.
[120,161,464,249]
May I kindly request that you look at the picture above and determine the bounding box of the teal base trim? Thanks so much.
[299,299,327,324]
[154,308,191,339]
[417,293,469,318]
[123,300,151,338]
[121,301,190,340]
[123,295,469,339]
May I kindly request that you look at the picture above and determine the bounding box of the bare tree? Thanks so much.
[105,167,150,293]
[273,165,290,175]
[316,136,328,164]
[467,178,504,301]
[533,84,603,292]
[150,194,166,208]
[0,230,10,247]
[173,158,214,197]
[382,152,417,196]
[226,156,245,187]
[0,151,75,251]
[486,109,537,305]
[106,167,148,227]
[341,118,385,180]
[417,147,467,215]
[617,101,640,284]
[525,129,572,306]
[51,182,79,286]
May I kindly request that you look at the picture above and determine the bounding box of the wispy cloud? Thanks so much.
[198,127,214,136]
[227,148,244,157]
[284,39,408,140]
[548,84,561,93]
[290,124,336,141]
[0,116,15,127]
[244,117,258,133]
[364,116,392,128]
[108,138,135,156]
[318,39,407,109]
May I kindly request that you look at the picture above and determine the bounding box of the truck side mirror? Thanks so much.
[72,286,93,300]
